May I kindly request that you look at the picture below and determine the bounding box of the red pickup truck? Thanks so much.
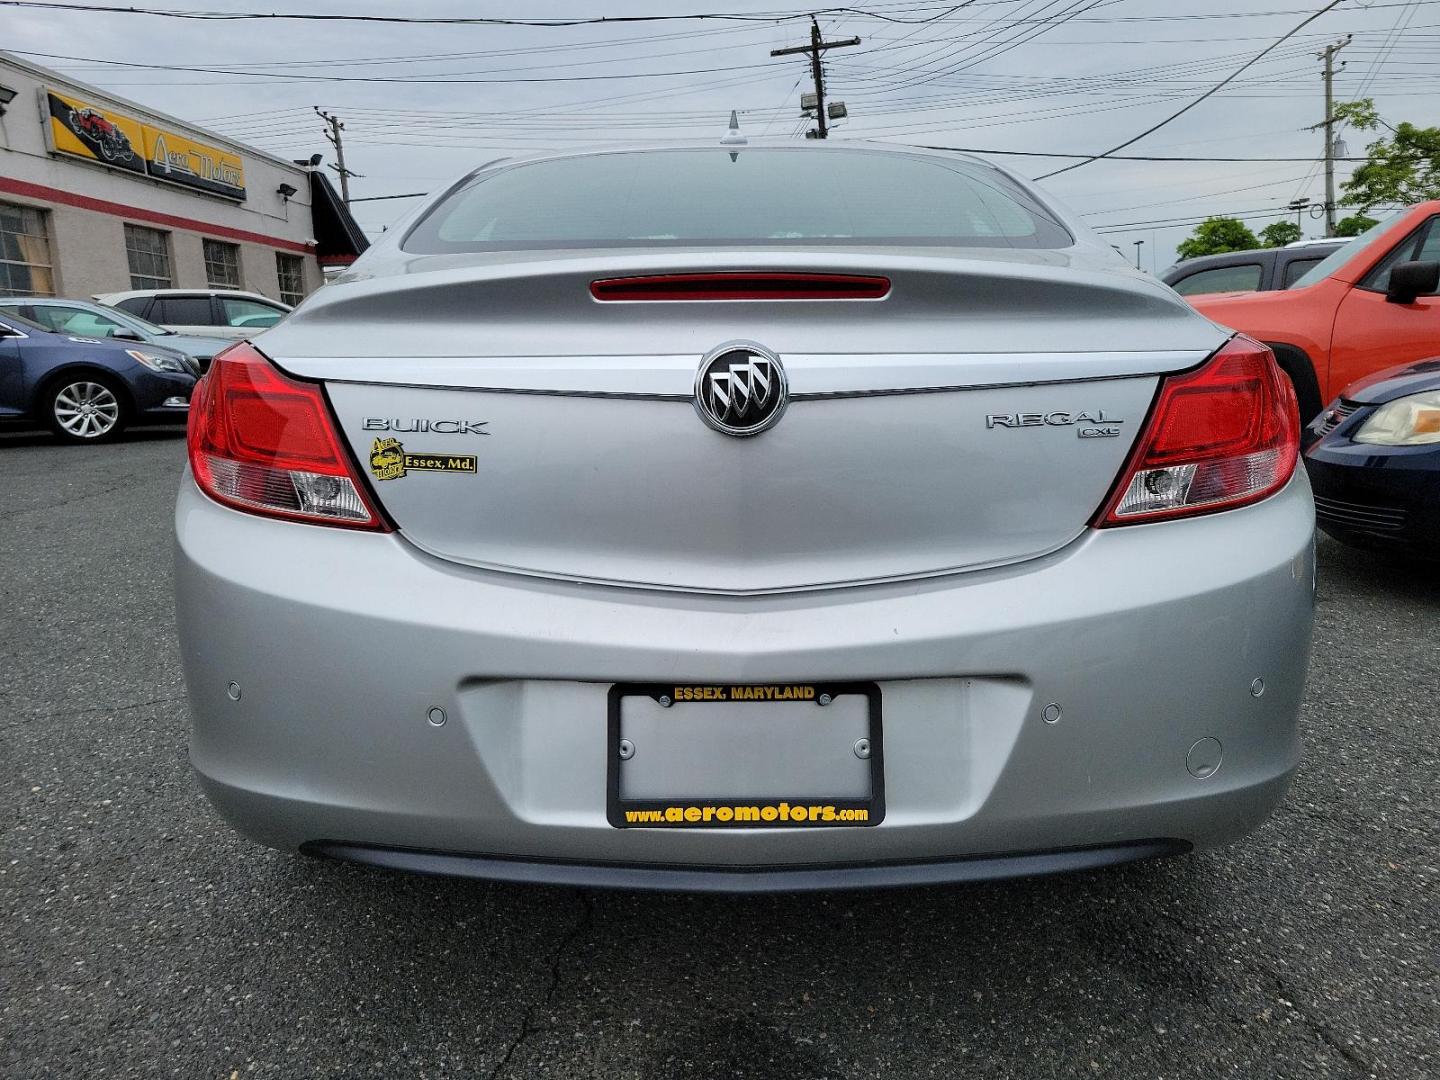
[1189,201,1440,420]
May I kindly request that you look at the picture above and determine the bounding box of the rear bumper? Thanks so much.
[176,471,1315,884]
[303,838,1192,892]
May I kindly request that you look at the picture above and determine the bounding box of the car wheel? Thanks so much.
[46,376,127,443]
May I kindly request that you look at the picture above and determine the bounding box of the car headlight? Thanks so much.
[126,349,189,374]
[1352,390,1440,446]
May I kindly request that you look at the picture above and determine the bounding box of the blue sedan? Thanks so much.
[0,310,197,443]
[0,296,227,370]
[1305,358,1440,557]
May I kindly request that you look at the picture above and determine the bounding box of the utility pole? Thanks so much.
[1133,240,1145,271]
[771,17,860,139]
[1287,197,1311,233]
[1318,36,1350,236]
[315,107,362,204]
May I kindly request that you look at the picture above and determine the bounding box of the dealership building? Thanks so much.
[0,51,366,304]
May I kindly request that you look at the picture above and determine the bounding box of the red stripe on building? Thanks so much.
[0,176,313,255]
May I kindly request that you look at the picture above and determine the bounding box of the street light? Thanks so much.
[1133,240,1145,271]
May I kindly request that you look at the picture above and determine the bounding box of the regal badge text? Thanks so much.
[369,437,477,481]
[986,410,1124,439]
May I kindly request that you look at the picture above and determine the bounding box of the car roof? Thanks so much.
[0,296,113,306]
[94,288,291,308]
[1161,243,1346,281]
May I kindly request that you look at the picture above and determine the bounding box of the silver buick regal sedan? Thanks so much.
[175,141,1314,891]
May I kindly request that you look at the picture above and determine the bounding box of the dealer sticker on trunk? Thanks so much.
[369,437,477,481]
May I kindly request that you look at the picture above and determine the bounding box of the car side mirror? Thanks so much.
[112,329,145,341]
[1385,260,1440,305]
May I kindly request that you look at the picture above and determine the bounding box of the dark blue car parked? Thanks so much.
[0,310,197,443]
[1305,357,1440,558]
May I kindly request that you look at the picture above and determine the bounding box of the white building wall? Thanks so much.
[0,53,326,300]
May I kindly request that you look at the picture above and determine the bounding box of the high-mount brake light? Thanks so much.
[1097,335,1299,526]
[187,342,387,530]
[590,273,891,302]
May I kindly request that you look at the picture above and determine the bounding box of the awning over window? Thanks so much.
[309,171,368,266]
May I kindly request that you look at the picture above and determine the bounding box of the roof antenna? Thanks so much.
[720,110,747,161]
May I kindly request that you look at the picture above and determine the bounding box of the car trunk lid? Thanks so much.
[268,250,1221,592]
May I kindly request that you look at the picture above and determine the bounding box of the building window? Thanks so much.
[0,202,56,297]
[203,239,241,289]
[276,253,305,306]
[124,224,172,289]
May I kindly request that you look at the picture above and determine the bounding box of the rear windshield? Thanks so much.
[403,148,1073,253]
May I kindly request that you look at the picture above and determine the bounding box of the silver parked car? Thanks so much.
[176,142,1314,891]
[94,289,291,341]
[0,296,227,369]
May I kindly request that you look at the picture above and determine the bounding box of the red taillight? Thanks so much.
[590,273,891,302]
[1097,335,1299,526]
[187,342,387,530]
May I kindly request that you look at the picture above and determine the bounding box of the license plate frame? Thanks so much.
[606,681,884,829]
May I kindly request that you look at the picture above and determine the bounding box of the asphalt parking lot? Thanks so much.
[2,427,1436,1080]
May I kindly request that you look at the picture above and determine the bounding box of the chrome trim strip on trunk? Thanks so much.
[394,526,1090,596]
[283,350,1210,399]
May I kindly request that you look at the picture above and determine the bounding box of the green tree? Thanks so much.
[1335,98,1440,211]
[1335,213,1379,237]
[1176,217,1260,259]
[1260,221,1303,247]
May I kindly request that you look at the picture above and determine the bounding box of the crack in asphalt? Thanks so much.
[0,693,187,733]
[1149,904,1375,1077]
[487,889,595,1079]
[1268,974,1377,1078]
[0,477,153,521]
[1275,803,1354,828]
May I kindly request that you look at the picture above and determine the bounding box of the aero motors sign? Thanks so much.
[45,88,247,201]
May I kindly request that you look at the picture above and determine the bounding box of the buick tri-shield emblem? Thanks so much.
[694,343,788,437]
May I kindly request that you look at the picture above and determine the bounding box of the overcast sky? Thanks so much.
[7,0,1438,270]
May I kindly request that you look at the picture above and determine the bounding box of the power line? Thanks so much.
[4,0,1437,23]
[1090,201,1393,233]
[1090,206,1300,231]
[350,192,428,203]
[883,0,1112,92]
[1080,169,1315,217]
[8,48,782,83]
[848,0,1064,90]
[1032,0,1351,181]
[918,143,1363,162]
[0,0,1023,25]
